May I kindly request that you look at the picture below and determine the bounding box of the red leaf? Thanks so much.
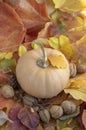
[7,106,28,130]
[18,107,39,130]
[82,110,86,129]
[0,2,26,52]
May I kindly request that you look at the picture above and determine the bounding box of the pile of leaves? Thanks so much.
[0,0,86,129]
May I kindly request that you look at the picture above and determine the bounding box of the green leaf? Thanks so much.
[0,59,16,71]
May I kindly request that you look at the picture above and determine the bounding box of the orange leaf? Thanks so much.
[48,54,67,68]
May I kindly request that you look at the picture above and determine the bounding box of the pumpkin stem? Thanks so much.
[32,40,49,68]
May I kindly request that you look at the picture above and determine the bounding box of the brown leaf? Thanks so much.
[0,2,26,52]
[38,22,59,38]
[18,107,39,130]
[0,69,8,83]
[78,102,86,129]
[5,0,50,32]
[82,110,86,129]
[7,106,28,130]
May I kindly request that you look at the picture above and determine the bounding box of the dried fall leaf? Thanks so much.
[18,107,39,130]
[48,54,67,68]
[5,0,50,32]
[0,2,26,52]
[0,69,8,83]
[7,106,28,130]
[64,83,86,102]
[82,110,86,129]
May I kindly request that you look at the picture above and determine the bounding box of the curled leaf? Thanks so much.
[0,110,13,126]
[48,54,67,68]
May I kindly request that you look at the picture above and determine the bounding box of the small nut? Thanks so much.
[77,63,86,73]
[39,109,50,123]
[23,94,37,106]
[1,84,14,98]
[69,63,77,78]
[50,105,63,119]
[61,100,76,114]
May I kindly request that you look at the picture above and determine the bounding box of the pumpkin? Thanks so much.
[16,41,70,98]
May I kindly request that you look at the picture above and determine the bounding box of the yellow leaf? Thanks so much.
[32,43,39,49]
[60,43,76,60]
[0,52,6,60]
[18,45,27,57]
[62,127,72,130]
[64,88,86,102]
[48,37,59,50]
[53,0,86,12]
[5,52,13,59]
[75,16,84,24]
[59,35,70,47]
[68,79,86,89]
[0,52,13,60]
[76,35,86,45]
[64,76,86,101]
[48,54,67,68]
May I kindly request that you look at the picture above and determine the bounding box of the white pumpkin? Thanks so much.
[16,44,70,98]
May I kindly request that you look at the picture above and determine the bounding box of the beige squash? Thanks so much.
[16,45,70,98]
